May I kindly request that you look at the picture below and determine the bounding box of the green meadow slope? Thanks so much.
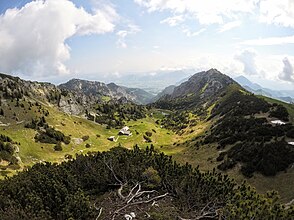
[0,101,181,177]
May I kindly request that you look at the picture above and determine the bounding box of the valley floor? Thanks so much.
[1,104,294,204]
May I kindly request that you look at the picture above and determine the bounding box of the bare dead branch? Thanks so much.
[134,189,156,199]
[95,207,103,220]
[126,182,139,199]
[103,157,123,185]
[177,202,221,220]
[114,192,169,216]
[93,202,103,220]
[103,158,169,220]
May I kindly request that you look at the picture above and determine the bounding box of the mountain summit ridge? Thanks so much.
[155,68,238,110]
[59,78,154,104]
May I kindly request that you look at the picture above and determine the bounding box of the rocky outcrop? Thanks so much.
[0,73,153,116]
[59,79,154,105]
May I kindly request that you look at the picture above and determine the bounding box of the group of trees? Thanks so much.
[203,91,294,177]
[0,80,24,99]
[25,116,70,146]
[0,134,18,165]
[25,116,48,130]
[0,146,292,219]
[269,103,290,122]
[143,131,153,142]
[34,127,71,145]
[210,90,271,118]
[86,102,147,128]
[159,111,195,133]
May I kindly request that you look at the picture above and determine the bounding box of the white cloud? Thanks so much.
[259,0,294,28]
[235,49,258,75]
[0,0,118,76]
[241,35,294,45]
[116,24,141,48]
[218,20,242,33]
[279,57,294,82]
[134,0,257,25]
[160,15,184,26]
[182,28,206,37]
[116,30,129,48]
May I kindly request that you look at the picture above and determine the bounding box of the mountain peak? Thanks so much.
[155,69,238,110]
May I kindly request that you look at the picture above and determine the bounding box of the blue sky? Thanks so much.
[0,0,294,89]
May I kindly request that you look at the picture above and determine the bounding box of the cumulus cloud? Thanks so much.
[279,57,294,82]
[134,0,257,25]
[0,0,118,76]
[116,24,141,48]
[259,0,294,28]
[235,49,258,75]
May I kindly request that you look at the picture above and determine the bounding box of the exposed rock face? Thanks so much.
[0,73,59,103]
[0,73,86,115]
[0,73,153,115]
[58,95,84,115]
[59,79,111,97]
[59,79,154,105]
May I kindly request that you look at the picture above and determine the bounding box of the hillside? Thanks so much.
[0,69,294,209]
[155,69,236,110]
[151,85,176,102]
[0,146,293,219]
[0,73,177,177]
[155,69,294,178]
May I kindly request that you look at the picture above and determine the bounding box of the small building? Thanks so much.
[288,142,294,146]
[119,126,132,136]
[108,136,117,142]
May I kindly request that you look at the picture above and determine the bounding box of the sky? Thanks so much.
[0,0,294,89]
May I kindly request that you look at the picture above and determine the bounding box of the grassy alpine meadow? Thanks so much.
[0,105,182,179]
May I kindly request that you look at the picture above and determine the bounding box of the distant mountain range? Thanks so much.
[0,73,155,116]
[106,69,195,95]
[59,79,154,105]
[234,75,294,103]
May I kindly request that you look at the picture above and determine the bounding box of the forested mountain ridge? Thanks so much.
[154,69,294,177]
[155,69,236,110]
[0,73,153,115]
